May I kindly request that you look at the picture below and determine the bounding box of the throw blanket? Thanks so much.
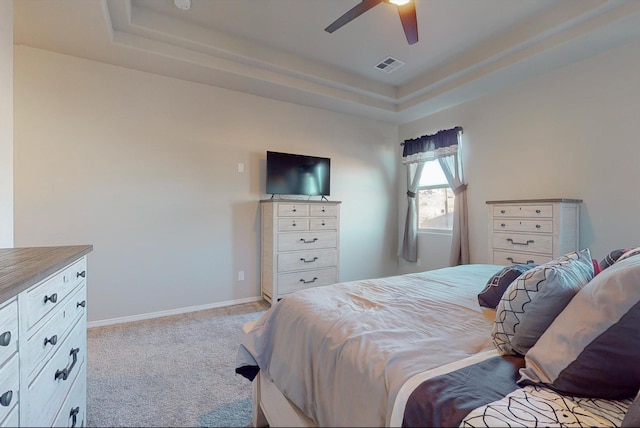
[392,350,632,427]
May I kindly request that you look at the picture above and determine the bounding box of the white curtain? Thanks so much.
[399,127,468,265]
[398,162,425,262]
[438,145,469,265]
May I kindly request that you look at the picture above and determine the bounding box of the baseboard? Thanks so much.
[87,296,264,328]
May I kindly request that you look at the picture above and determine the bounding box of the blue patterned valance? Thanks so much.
[402,126,463,164]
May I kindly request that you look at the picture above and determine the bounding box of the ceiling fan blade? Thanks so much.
[325,0,384,33]
[397,1,418,45]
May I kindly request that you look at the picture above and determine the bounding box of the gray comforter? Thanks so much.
[236,264,501,427]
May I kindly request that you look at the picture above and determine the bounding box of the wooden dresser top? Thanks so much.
[486,198,583,204]
[0,245,93,305]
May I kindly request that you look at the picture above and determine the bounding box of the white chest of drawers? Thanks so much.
[0,245,92,427]
[487,199,582,265]
[261,200,341,303]
[0,298,19,427]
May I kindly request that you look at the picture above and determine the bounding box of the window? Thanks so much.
[418,161,454,231]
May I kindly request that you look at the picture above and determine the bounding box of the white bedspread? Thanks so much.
[237,264,502,427]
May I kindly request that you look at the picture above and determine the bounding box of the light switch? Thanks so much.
[237,162,245,173]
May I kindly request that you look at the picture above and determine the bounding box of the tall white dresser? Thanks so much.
[487,199,582,265]
[0,245,92,427]
[260,200,341,303]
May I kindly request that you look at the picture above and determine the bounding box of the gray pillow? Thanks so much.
[622,391,640,427]
[519,256,640,399]
[599,248,629,271]
[492,249,593,356]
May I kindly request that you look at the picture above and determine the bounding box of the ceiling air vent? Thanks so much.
[374,56,406,73]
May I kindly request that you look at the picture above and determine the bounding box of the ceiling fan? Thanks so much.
[325,0,419,45]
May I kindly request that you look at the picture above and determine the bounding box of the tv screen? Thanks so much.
[266,151,330,196]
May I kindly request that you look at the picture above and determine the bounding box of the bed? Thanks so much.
[236,250,640,427]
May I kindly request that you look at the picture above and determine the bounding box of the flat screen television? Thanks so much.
[266,151,330,197]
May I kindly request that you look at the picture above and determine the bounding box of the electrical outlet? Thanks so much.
[238,271,245,281]
[416,259,421,266]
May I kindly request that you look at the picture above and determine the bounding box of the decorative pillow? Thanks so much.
[599,248,629,271]
[492,249,594,356]
[622,391,640,427]
[477,264,537,309]
[617,246,640,264]
[518,255,640,399]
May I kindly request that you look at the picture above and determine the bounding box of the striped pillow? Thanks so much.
[599,248,629,271]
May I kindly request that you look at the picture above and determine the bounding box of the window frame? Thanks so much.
[416,166,454,235]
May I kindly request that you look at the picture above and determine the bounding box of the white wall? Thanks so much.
[0,1,13,248]
[399,37,640,270]
[14,46,399,322]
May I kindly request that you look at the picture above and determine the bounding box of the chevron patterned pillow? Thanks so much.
[478,263,537,309]
[492,248,594,356]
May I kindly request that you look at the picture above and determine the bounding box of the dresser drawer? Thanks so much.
[23,257,87,331]
[278,268,337,295]
[493,219,553,233]
[0,404,18,428]
[277,203,309,217]
[278,249,337,273]
[278,218,309,232]
[492,233,553,254]
[310,217,337,230]
[278,231,337,252]
[24,284,87,380]
[493,204,552,218]
[51,364,85,428]
[25,317,86,427]
[0,354,19,424]
[0,300,17,366]
[493,250,552,266]
[310,204,338,217]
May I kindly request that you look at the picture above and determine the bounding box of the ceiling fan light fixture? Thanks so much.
[174,0,191,11]
[388,0,411,6]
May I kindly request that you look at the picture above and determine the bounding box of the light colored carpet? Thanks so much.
[87,301,269,427]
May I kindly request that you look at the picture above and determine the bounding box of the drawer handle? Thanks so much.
[70,406,80,428]
[0,331,10,347]
[500,223,506,228]
[77,270,86,278]
[506,257,535,264]
[44,293,58,304]
[44,335,58,347]
[0,390,12,407]
[77,300,87,308]
[300,277,318,284]
[55,347,80,381]
[322,208,326,212]
[506,238,534,246]
[536,209,541,214]
[322,221,326,226]
[300,238,318,244]
[300,257,318,263]
[535,224,541,229]
[500,210,506,214]
[292,208,297,212]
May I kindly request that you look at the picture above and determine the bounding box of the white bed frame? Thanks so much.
[243,320,315,427]
[251,371,315,427]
